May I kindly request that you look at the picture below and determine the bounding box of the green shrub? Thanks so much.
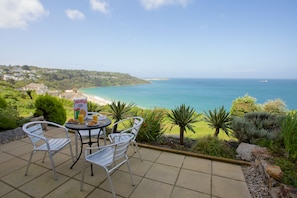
[137,108,166,143]
[191,135,236,159]
[281,111,297,161]
[263,98,288,115]
[0,107,19,131]
[274,157,297,188]
[231,112,283,143]
[256,139,285,157]
[0,96,7,108]
[34,94,66,125]
[230,94,261,117]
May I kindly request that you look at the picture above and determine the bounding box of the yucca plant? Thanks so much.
[167,104,200,145]
[107,101,135,132]
[87,101,102,112]
[204,106,231,137]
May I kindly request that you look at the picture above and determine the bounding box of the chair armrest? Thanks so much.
[26,131,47,141]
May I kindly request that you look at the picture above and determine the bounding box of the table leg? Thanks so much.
[88,130,94,176]
[70,132,83,169]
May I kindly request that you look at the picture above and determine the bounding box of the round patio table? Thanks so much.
[65,117,111,175]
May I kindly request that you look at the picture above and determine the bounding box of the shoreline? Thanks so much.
[79,92,112,106]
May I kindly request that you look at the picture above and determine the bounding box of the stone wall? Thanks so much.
[0,127,26,145]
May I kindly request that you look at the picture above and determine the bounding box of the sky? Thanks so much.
[0,0,297,79]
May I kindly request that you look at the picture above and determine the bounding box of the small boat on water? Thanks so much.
[259,80,268,83]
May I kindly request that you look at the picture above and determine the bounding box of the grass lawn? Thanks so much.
[162,119,234,141]
[64,107,235,141]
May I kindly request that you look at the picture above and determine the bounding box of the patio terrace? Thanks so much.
[0,129,251,198]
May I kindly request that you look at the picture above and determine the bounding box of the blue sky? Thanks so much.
[0,0,296,79]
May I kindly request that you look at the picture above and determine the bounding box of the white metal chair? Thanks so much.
[75,112,107,158]
[22,121,74,180]
[109,117,144,161]
[80,133,134,198]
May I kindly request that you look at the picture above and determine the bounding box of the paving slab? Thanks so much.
[212,161,246,181]
[182,156,212,174]
[176,169,211,194]
[129,178,174,198]
[212,175,251,198]
[145,163,180,185]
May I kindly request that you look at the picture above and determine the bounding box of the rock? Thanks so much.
[270,185,297,198]
[252,146,272,161]
[266,165,283,181]
[236,142,257,161]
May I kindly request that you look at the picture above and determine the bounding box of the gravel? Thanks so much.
[242,163,272,198]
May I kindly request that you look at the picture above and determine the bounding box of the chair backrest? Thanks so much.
[22,122,45,145]
[113,134,134,161]
[130,117,143,139]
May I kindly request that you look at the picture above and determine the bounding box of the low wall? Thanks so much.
[0,127,27,145]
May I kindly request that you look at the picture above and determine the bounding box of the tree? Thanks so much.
[204,106,231,137]
[107,101,135,132]
[230,94,260,117]
[22,65,30,70]
[167,104,200,145]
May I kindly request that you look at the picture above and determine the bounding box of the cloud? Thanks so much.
[65,9,85,20]
[90,0,110,14]
[140,0,191,10]
[0,0,48,29]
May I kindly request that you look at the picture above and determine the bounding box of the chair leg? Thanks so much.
[42,151,47,163]
[48,151,57,180]
[126,159,135,186]
[25,151,34,176]
[80,162,87,191]
[133,141,143,161]
[106,170,116,198]
[69,142,75,162]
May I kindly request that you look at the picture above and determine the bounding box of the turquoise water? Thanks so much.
[80,78,297,112]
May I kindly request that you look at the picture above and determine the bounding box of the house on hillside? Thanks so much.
[60,89,84,100]
[22,83,49,95]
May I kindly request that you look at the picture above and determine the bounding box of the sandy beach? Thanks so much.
[81,93,112,106]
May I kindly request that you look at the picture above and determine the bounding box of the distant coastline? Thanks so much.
[143,78,169,81]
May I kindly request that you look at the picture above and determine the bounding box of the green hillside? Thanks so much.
[0,65,149,91]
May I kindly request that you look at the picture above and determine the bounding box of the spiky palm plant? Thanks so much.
[108,101,135,132]
[167,104,200,145]
[87,101,102,112]
[204,106,231,137]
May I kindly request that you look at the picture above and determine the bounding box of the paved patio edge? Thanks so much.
[138,143,251,166]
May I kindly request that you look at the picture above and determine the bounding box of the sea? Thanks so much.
[80,78,297,112]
